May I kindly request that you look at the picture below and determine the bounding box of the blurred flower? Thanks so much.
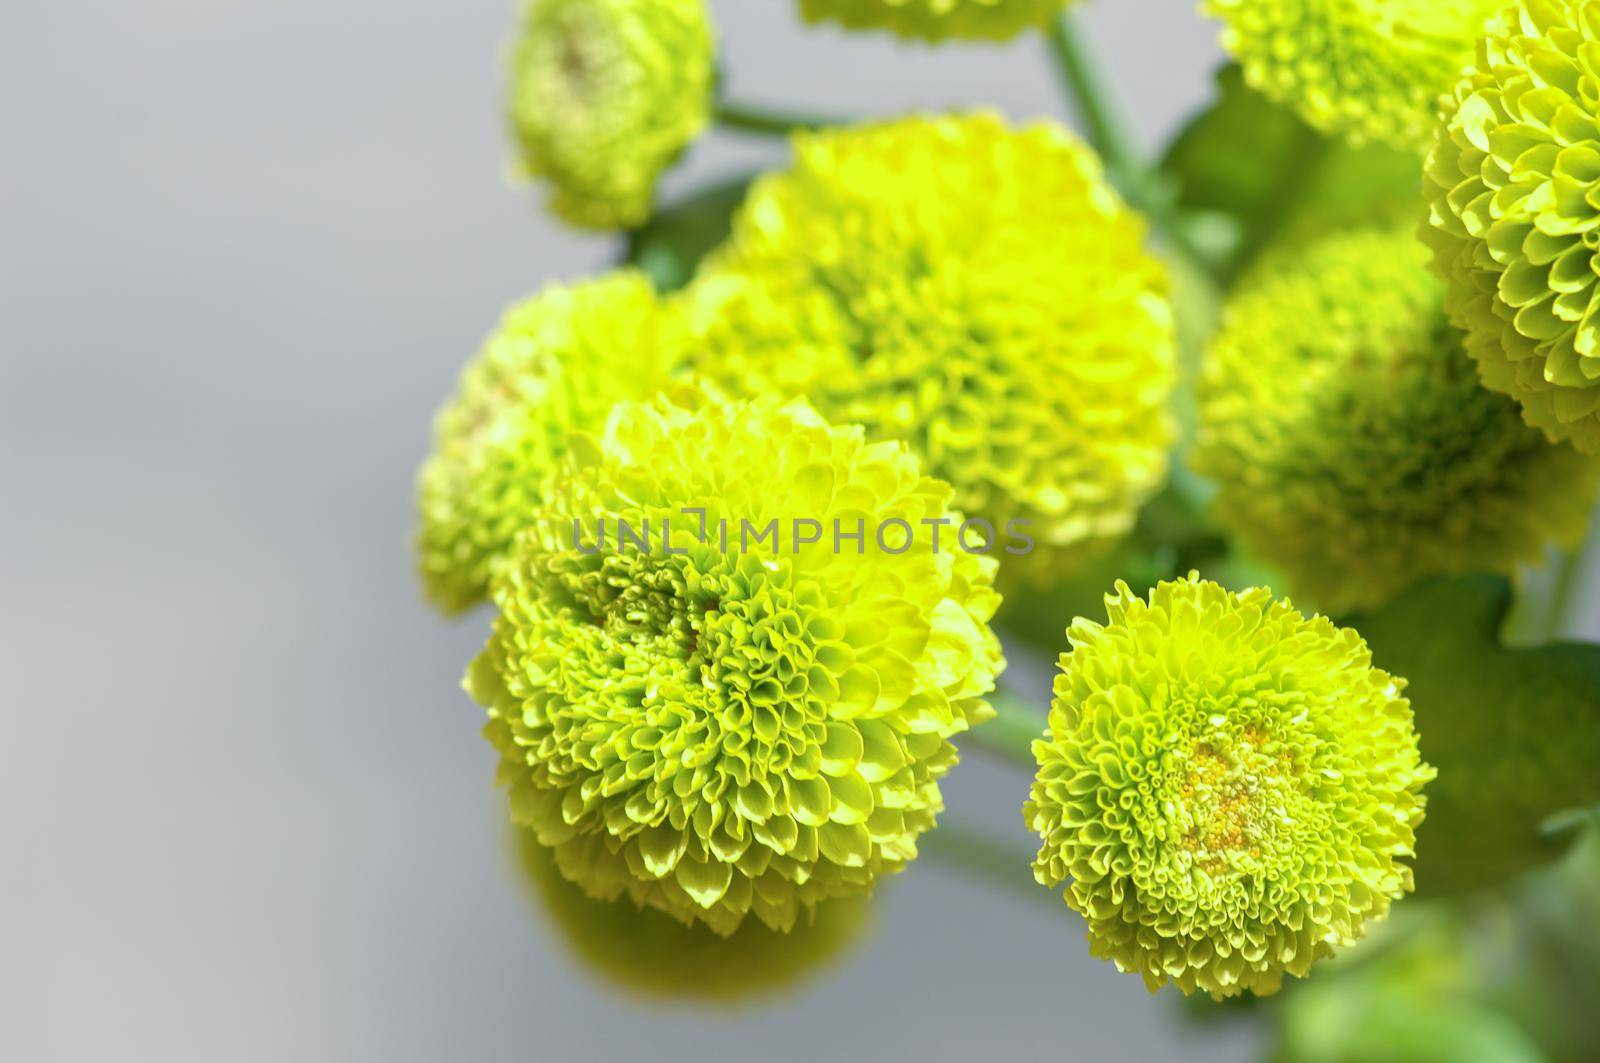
[1024,576,1433,998]
[1192,226,1598,615]
[1204,0,1504,149]
[1424,0,1600,454]
[469,392,1004,934]
[797,0,1076,41]
[683,113,1175,582]
[510,827,871,1001]
[507,0,715,229]
[415,272,685,614]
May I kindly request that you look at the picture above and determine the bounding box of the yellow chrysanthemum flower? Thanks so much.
[684,113,1176,582]
[1205,0,1505,148]
[1025,576,1434,999]
[1424,0,1600,453]
[415,272,685,614]
[469,392,1004,934]
[797,0,1077,41]
[511,828,871,1001]
[1193,227,1598,615]
[507,0,715,229]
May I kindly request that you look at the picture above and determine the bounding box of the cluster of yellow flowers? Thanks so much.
[414,0,1600,1008]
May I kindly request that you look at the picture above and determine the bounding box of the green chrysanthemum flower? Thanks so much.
[507,0,715,229]
[510,828,870,1001]
[1424,0,1600,453]
[1205,0,1505,148]
[683,113,1176,580]
[469,393,1004,934]
[1193,227,1598,615]
[797,0,1076,41]
[1025,576,1434,999]
[415,272,685,614]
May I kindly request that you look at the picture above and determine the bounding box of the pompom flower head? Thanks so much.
[684,113,1176,580]
[415,272,685,614]
[797,0,1076,41]
[1193,226,1598,615]
[1424,0,1600,453]
[1025,576,1433,999]
[469,392,1004,934]
[507,0,714,229]
[1205,0,1505,148]
[511,828,870,1001]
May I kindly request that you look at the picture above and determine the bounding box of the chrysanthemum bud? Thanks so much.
[1423,0,1600,453]
[507,0,715,229]
[1025,576,1433,998]
[797,0,1076,41]
[470,393,1004,934]
[1204,0,1504,148]
[415,272,685,614]
[684,113,1176,580]
[1193,227,1598,615]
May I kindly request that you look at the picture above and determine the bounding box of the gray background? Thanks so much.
[6,3,1596,1061]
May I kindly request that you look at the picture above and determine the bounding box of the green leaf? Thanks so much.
[1276,987,1546,1063]
[1352,576,1600,897]
[1160,65,1423,284]
[624,174,754,292]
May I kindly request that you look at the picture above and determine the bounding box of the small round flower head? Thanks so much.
[469,392,1004,934]
[796,0,1077,41]
[1424,0,1600,453]
[1205,0,1505,148]
[415,272,685,614]
[1024,576,1434,999]
[507,0,715,229]
[684,113,1176,578]
[511,828,870,1001]
[1193,227,1598,615]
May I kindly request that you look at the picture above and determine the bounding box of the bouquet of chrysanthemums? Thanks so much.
[416,0,1600,1054]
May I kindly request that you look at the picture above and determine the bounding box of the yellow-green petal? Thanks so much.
[474,392,1004,933]
[1024,576,1434,999]
[683,113,1176,583]
[1193,226,1599,615]
[415,272,687,613]
[1423,0,1600,452]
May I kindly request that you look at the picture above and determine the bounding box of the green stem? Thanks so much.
[1044,14,1216,278]
[714,100,838,136]
[922,821,1060,912]
[965,685,1048,767]
[1045,14,1141,188]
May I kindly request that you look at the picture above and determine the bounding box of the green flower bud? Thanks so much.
[470,393,1005,934]
[507,0,715,229]
[1423,0,1600,453]
[1193,226,1598,615]
[1025,576,1433,998]
[415,272,685,614]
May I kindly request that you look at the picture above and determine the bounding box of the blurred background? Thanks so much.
[5,2,1596,1060]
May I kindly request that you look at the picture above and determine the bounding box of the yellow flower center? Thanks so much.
[1175,725,1297,877]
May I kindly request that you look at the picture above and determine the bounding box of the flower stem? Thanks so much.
[1044,13,1217,279]
[965,685,1048,767]
[714,100,838,136]
[1045,13,1141,189]
[922,821,1061,912]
